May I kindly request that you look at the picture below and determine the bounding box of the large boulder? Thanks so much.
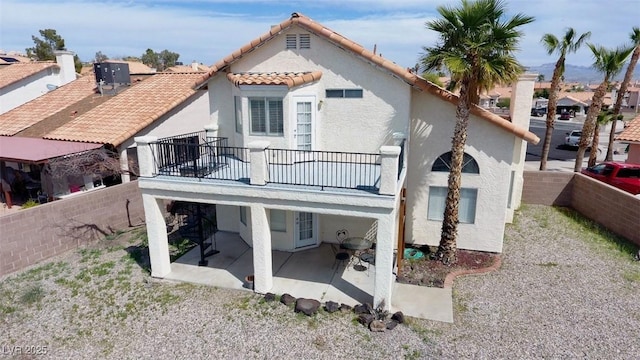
[369,320,386,332]
[295,298,321,316]
[391,311,405,324]
[353,303,373,315]
[324,301,340,313]
[280,293,296,306]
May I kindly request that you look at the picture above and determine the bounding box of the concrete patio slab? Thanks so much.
[165,231,453,322]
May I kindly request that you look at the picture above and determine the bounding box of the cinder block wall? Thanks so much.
[0,181,144,277]
[522,171,640,247]
[522,171,574,206]
[571,174,640,247]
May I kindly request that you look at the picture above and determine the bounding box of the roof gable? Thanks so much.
[0,62,58,89]
[196,12,538,144]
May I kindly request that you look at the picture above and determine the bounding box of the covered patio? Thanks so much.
[165,231,453,322]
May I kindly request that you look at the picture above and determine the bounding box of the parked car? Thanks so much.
[581,162,640,195]
[564,130,582,147]
[531,108,545,117]
[558,112,571,120]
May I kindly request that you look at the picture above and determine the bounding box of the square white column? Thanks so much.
[250,204,273,293]
[143,194,171,277]
[373,212,396,310]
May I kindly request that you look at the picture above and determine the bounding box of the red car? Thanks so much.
[581,162,640,195]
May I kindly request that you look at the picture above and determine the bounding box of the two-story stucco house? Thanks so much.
[135,12,539,310]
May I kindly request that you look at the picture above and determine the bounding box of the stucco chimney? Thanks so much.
[191,61,199,71]
[54,50,77,86]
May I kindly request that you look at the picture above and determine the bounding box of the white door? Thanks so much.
[294,97,315,150]
[294,212,316,248]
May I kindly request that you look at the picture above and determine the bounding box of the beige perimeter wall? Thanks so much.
[0,181,144,277]
[522,171,640,247]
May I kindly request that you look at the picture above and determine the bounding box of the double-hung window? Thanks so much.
[249,97,284,135]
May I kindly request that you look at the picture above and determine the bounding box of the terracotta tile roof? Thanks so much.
[196,12,539,144]
[0,62,58,89]
[0,77,96,136]
[615,114,640,143]
[227,71,322,88]
[44,73,204,146]
[104,60,156,74]
[165,64,210,73]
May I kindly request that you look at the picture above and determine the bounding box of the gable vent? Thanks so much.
[286,34,297,49]
[299,34,311,49]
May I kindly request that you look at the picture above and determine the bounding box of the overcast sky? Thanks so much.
[1,0,638,69]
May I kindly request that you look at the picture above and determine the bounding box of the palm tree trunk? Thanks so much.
[575,80,608,171]
[436,81,471,265]
[605,46,640,160]
[588,123,600,168]
[540,56,564,170]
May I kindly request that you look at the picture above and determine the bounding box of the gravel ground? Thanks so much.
[1,204,639,359]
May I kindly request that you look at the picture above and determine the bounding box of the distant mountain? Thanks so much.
[526,62,640,84]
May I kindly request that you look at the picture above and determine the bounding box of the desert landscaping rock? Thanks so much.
[369,320,386,332]
[386,320,399,330]
[324,301,340,313]
[294,298,321,316]
[357,314,375,327]
[280,293,296,306]
[353,303,373,315]
[391,311,404,324]
[339,303,352,312]
[264,292,276,302]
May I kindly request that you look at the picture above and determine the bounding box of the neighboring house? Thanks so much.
[165,61,210,73]
[556,92,592,115]
[616,114,640,163]
[611,85,640,111]
[0,67,209,201]
[135,13,538,310]
[0,51,76,114]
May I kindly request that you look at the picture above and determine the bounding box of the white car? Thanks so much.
[565,130,582,147]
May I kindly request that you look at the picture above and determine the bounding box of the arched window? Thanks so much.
[431,152,479,174]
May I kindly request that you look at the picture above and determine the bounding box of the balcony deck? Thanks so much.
[158,154,381,193]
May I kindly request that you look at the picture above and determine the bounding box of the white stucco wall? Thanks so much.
[0,68,61,114]
[405,91,515,253]
[207,25,410,154]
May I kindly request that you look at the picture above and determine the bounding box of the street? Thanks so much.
[526,118,591,162]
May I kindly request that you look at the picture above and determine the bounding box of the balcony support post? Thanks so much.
[248,141,270,186]
[379,146,401,195]
[135,136,158,177]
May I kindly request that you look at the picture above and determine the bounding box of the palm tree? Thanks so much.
[574,44,634,172]
[420,0,533,265]
[538,28,591,170]
[589,110,623,167]
[605,27,640,161]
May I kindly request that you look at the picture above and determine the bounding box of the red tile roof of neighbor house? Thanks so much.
[196,12,539,144]
[616,114,640,143]
[227,71,322,88]
[44,73,205,146]
[0,76,97,136]
[0,62,58,89]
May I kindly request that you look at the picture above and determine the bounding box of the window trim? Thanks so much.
[325,89,363,98]
[427,186,478,224]
[270,209,287,232]
[234,96,242,134]
[249,97,284,136]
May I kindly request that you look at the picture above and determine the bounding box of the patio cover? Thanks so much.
[0,136,103,163]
